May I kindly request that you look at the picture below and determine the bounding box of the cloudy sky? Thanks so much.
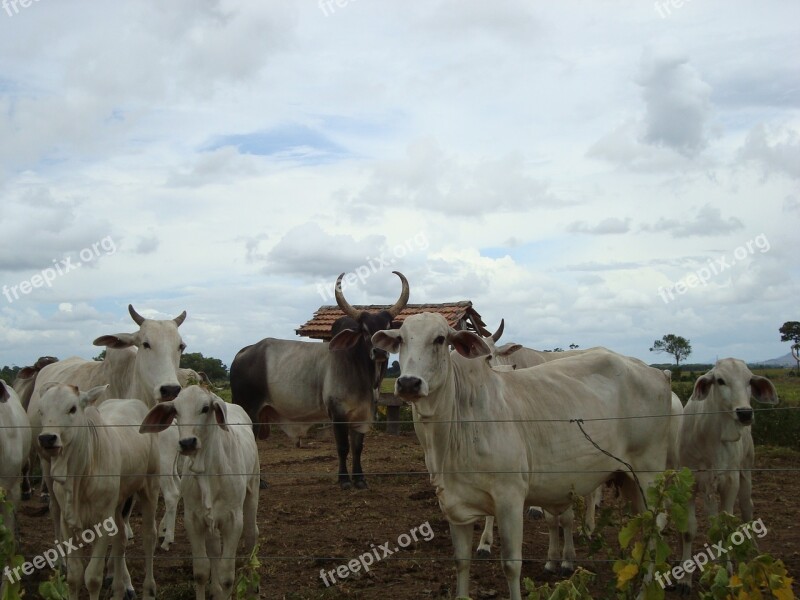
[1,0,798,369]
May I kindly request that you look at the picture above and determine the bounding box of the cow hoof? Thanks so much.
[161,540,172,551]
[526,507,544,520]
[22,491,32,501]
[339,480,353,491]
[559,565,575,576]
[475,548,491,559]
[354,479,368,490]
[103,576,113,588]
[259,478,269,490]
[544,562,558,574]
[125,588,136,600]
[40,494,50,504]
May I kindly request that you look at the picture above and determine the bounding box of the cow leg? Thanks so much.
[544,510,561,573]
[350,429,368,489]
[139,481,159,600]
[450,522,473,600]
[206,529,224,600]
[185,512,210,600]
[584,487,602,536]
[21,458,32,501]
[476,516,494,558]
[242,483,259,561]
[66,541,86,600]
[677,493,699,594]
[738,470,753,523]
[332,421,352,490]
[559,507,576,574]
[496,504,524,600]
[219,512,244,598]
[88,534,113,600]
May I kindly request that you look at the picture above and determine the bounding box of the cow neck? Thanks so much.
[103,348,137,399]
[51,408,107,529]
[328,341,373,395]
[687,392,742,448]
[124,361,158,408]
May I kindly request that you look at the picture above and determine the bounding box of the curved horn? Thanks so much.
[334,273,361,320]
[491,319,505,342]
[129,304,145,326]
[173,311,187,327]
[386,271,410,318]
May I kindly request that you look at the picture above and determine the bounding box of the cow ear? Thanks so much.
[212,398,229,431]
[691,373,714,401]
[140,402,176,433]
[329,328,361,351]
[0,381,10,403]
[449,330,491,359]
[80,385,109,407]
[17,367,37,379]
[496,343,522,357]
[751,376,778,405]
[372,330,401,354]
[94,333,136,349]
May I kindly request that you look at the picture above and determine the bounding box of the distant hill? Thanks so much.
[753,353,796,368]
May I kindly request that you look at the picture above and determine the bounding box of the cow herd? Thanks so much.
[0,272,780,600]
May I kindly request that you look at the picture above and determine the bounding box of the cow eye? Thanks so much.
[68,405,77,414]
[179,343,186,352]
[201,405,209,414]
[716,378,725,385]
[434,335,446,345]
[143,342,151,349]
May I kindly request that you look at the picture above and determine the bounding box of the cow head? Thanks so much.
[16,356,59,380]
[37,383,108,457]
[479,319,522,369]
[140,386,228,464]
[0,380,12,403]
[329,271,410,365]
[93,305,186,403]
[372,312,490,401]
[690,358,778,441]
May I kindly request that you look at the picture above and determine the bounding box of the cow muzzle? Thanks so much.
[395,375,427,399]
[178,437,198,455]
[735,407,754,425]
[160,385,181,401]
[38,433,61,453]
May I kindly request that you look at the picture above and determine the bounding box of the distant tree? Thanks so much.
[569,343,580,350]
[180,352,228,381]
[94,350,106,361]
[780,321,800,372]
[650,334,692,367]
[386,360,400,377]
[543,344,579,353]
[0,365,21,385]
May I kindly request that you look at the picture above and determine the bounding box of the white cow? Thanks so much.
[0,381,32,555]
[37,383,159,600]
[29,305,187,555]
[141,386,260,600]
[373,313,672,600]
[675,359,778,591]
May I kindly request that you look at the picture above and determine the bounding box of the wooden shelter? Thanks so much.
[295,300,490,341]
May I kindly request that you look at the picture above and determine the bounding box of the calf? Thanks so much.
[676,359,778,591]
[37,383,159,600]
[141,386,260,600]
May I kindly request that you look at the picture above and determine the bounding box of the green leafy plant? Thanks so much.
[698,513,795,599]
[0,488,23,600]
[613,467,694,600]
[234,544,261,599]
[38,569,69,600]
[524,567,595,599]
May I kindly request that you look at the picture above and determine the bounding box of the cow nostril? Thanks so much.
[38,434,57,448]
[735,408,754,423]
[397,376,422,393]
[179,437,197,450]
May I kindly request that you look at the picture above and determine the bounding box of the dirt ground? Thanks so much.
[15,428,800,599]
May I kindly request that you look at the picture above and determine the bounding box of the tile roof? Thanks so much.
[295,301,488,341]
